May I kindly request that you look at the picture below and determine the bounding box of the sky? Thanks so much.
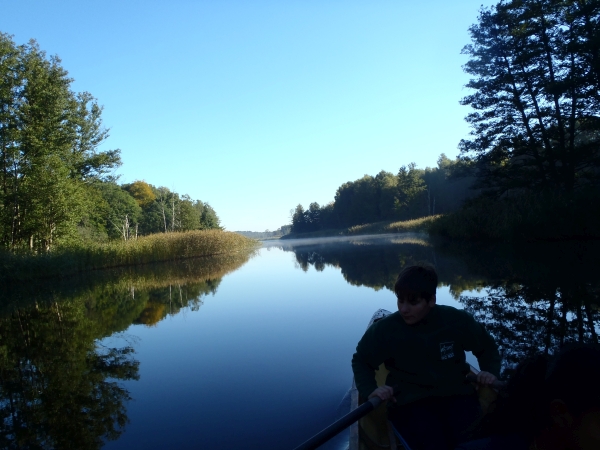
[1,0,496,232]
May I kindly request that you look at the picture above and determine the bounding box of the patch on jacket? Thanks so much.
[440,342,455,360]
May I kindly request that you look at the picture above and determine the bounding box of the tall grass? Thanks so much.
[1,230,258,282]
[281,216,439,240]
[1,250,257,313]
[346,216,441,235]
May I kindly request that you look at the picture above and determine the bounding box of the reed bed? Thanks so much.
[346,216,441,235]
[1,250,257,314]
[281,216,440,240]
[1,230,258,282]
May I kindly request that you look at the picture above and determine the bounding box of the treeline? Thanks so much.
[291,155,474,233]
[235,225,291,239]
[0,33,220,253]
[434,0,600,241]
[89,180,220,242]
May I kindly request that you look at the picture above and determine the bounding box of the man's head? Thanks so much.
[394,263,438,325]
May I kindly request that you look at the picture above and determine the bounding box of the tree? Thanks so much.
[291,204,306,233]
[460,0,600,195]
[421,154,476,215]
[333,175,379,227]
[395,163,427,219]
[197,201,221,230]
[0,34,120,251]
[97,183,141,240]
[306,202,321,231]
[374,170,399,220]
[123,180,156,207]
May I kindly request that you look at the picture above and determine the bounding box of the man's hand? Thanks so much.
[368,385,396,403]
[476,371,498,386]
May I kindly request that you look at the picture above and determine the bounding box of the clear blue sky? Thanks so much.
[2,0,495,232]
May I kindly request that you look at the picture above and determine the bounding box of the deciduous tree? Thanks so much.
[0,34,120,251]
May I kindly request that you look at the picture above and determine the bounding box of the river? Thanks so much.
[0,234,598,449]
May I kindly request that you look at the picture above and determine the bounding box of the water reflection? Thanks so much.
[1,237,599,449]
[0,251,254,449]
[0,298,139,449]
[274,235,600,377]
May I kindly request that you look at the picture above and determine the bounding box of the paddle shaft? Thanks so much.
[292,395,383,450]
[293,375,504,450]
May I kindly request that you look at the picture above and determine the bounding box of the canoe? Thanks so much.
[349,309,498,450]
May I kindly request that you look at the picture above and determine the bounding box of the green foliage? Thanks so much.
[0,34,121,252]
[198,201,221,230]
[138,186,221,235]
[96,182,142,240]
[334,175,379,226]
[289,156,473,234]
[395,163,427,220]
[0,34,224,258]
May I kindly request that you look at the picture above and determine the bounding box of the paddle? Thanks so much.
[292,386,398,450]
[293,374,506,450]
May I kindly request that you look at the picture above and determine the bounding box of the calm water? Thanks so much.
[1,234,599,449]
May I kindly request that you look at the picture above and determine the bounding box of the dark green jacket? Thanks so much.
[351,305,501,406]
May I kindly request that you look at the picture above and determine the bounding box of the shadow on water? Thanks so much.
[0,251,254,449]
[271,235,600,377]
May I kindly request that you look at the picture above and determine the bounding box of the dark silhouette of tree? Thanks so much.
[460,0,600,194]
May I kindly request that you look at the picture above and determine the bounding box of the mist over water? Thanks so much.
[0,235,598,449]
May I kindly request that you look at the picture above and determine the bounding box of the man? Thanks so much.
[351,264,501,450]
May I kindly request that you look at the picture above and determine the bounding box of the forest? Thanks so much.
[290,156,474,234]
[0,33,221,254]
[292,0,600,241]
[436,0,600,241]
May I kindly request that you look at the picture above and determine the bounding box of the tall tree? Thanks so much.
[460,0,600,195]
[374,170,399,220]
[395,163,427,219]
[0,34,120,251]
[97,183,141,240]
[291,204,306,233]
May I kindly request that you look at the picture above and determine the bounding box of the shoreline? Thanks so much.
[1,230,259,282]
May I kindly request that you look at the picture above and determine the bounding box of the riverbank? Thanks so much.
[280,216,439,240]
[428,191,600,242]
[282,189,600,243]
[1,230,258,282]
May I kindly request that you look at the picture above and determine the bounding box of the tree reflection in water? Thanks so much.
[461,284,599,377]
[278,236,600,378]
[0,251,254,449]
[0,300,139,449]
